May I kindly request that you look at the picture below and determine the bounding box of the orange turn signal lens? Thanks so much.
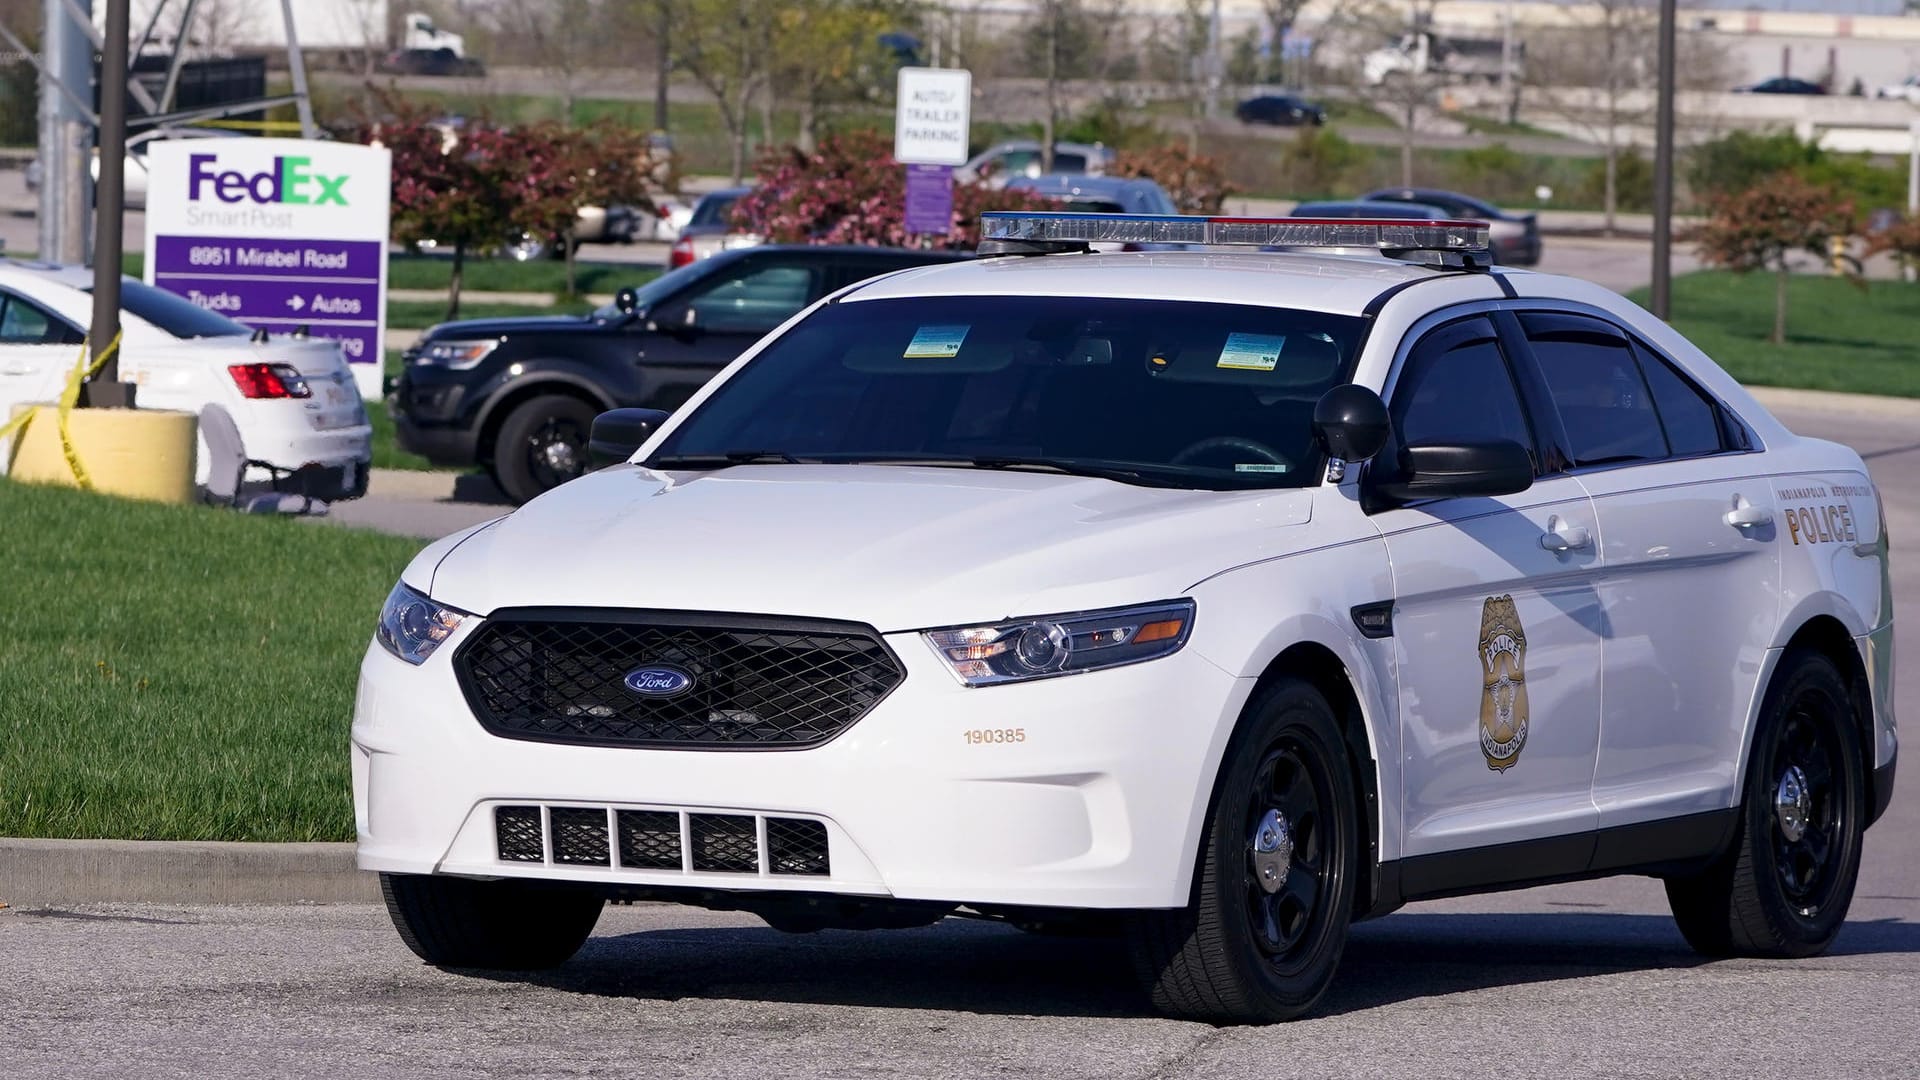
[1133,618,1185,644]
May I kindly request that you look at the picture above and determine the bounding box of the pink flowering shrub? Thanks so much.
[733,130,1050,248]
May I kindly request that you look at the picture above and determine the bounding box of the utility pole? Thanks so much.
[1650,0,1677,321]
[85,0,134,408]
[36,0,92,265]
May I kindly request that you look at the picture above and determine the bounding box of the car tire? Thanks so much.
[380,872,603,969]
[1665,650,1866,958]
[1127,678,1359,1023]
[492,394,599,505]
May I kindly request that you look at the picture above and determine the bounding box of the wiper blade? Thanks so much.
[847,454,1185,488]
[645,450,811,469]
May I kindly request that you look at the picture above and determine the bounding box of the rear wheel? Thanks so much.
[1128,679,1359,1023]
[381,873,603,969]
[491,394,598,504]
[1665,650,1865,958]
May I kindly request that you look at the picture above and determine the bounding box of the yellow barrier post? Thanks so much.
[0,336,200,504]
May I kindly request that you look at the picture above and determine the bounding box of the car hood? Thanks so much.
[422,314,594,340]
[424,464,1317,631]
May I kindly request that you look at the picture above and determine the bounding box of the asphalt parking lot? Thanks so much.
[3,402,1914,1079]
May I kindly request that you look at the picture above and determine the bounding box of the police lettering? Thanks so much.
[1785,503,1856,546]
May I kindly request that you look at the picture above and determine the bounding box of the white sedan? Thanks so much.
[353,212,1893,1023]
[0,261,372,498]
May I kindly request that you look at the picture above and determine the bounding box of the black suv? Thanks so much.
[1233,94,1326,127]
[392,244,971,502]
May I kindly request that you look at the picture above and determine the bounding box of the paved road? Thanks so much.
[5,403,1914,1080]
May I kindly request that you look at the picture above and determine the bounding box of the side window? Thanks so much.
[0,294,78,345]
[1520,313,1668,467]
[1636,343,1729,457]
[1390,317,1535,464]
[1053,152,1088,172]
[682,264,815,334]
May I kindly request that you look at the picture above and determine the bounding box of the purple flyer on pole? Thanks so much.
[904,164,954,236]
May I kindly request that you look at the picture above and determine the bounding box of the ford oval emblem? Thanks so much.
[623,665,694,698]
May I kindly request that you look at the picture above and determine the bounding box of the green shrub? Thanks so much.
[1444,142,1535,204]
[1575,147,1655,213]
[1687,130,1820,199]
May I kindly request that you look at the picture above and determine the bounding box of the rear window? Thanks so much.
[94,280,249,339]
[690,193,742,228]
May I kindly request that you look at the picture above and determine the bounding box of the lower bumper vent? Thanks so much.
[493,804,830,877]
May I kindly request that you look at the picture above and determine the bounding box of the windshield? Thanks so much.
[689,192,742,227]
[648,295,1364,490]
[590,264,703,321]
[95,279,249,338]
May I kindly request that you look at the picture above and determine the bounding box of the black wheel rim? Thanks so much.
[525,416,588,491]
[1768,701,1847,917]
[1244,738,1332,962]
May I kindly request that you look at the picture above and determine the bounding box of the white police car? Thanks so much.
[354,213,1895,1023]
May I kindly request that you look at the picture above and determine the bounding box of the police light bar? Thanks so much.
[979,211,1491,254]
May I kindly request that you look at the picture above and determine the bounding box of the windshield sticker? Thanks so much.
[1217,333,1285,371]
[1234,463,1290,473]
[904,324,971,359]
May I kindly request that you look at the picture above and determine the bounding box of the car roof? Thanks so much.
[1006,174,1160,196]
[2,260,97,290]
[1293,200,1452,219]
[840,250,1454,317]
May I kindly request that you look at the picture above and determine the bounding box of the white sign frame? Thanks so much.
[143,137,392,400]
[894,67,973,166]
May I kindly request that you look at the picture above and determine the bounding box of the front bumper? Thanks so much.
[352,620,1250,909]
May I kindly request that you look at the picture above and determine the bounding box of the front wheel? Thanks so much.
[1128,678,1360,1023]
[1665,650,1866,958]
[491,394,599,504]
[381,873,603,969]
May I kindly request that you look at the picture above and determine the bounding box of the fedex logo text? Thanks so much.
[188,154,349,206]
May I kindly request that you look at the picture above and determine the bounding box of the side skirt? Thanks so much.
[1363,808,1738,919]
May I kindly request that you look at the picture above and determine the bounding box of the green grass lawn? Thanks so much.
[1627,271,1920,398]
[0,480,423,840]
[385,257,659,296]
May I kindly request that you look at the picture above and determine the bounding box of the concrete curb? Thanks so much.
[0,839,378,906]
[1750,384,1920,420]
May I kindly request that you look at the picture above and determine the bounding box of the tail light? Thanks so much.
[669,235,695,268]
[228,362,312,399]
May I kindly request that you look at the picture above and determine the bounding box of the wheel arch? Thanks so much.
[1749,612,1880,820]
[473,374,615,466]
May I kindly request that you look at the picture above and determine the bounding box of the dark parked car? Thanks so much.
[1234,94,1326,126]
[393,245,971,503]
[1291,199,1453,219]
[381,47,485,77]
[1361,187,1541,265]
[1738,76,1825,95]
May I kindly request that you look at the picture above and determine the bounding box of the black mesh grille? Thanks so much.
[495,805,543,862]
[766,817,830,876]
[550,807,611,865]
[454,612,903,749]
[616,810,683,869]
[690,814,758,872]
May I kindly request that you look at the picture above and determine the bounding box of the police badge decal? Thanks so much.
[1477,595,1530,772]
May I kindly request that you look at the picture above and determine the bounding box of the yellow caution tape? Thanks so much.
[0,333,123,490]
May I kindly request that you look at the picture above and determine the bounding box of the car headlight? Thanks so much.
[375,582,467,665]
[924,600,1195,687]
[416,339,500,369]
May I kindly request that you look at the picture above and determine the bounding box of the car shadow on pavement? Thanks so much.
[454,910,1920,1020]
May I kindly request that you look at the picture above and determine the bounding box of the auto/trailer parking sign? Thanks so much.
[143,138,392,400]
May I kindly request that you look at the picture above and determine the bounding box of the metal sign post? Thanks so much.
[894,67,971,239]
[85,0,134,408]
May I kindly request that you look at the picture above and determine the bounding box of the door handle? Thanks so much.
[1725,495,1771,529]
[1539,515,1592,552]
[0,364,35,376]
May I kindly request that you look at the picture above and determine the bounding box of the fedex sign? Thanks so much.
[188,153,349,206]
[146,137,392,400]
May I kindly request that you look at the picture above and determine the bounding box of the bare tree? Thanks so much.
[487,0,604,124]
[1331,0,1450,188]
[668,0,771,182]
[1523,1,1733,234]
[1259,0,1308,84]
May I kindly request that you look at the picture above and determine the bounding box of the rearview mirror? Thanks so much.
[1371,440,1533,504]
[1312,384,1389,463]
[589,408,670,466]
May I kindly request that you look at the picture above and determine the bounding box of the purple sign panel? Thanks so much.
[151,236,385,366]
[904,164,954,236]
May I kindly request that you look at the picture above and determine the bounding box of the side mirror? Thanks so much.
[1372,440,1534,504]
[589,408,670,467]
[614,287,640,315]
[1312,384,1389,463]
